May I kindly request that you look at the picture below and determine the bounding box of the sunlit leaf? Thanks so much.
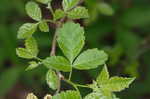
[57,21,85,63]
[39,21,49,32]
[26,1,42,21]
[73,49,108,70]
[17,23,38,39]
[43,56,72,72]
[67,6,89,19]
[52,90,81,99]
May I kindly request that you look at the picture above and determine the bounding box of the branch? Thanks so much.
[50,18,65,95]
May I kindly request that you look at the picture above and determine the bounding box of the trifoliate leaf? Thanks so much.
[43,56,72,72]
[25,37,39,57]
[67,6,89,19]
[73,49,108,70]
[26,61,39,71]
[26,93,38,99]
[52,90,81,99]
[54,9,65,21]
[39,21,49,32]
[16,48,34,59]
[36,0,52,4]
[98,2,114,16]
[101,77,135,92]
[46,69,59,90]
[26,1,42,21]
[62,0,80,11]
[97,65,109,85]
[17,23,38,39]
[57,21,85,63]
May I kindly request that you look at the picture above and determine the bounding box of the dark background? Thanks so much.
[0,0,150,99]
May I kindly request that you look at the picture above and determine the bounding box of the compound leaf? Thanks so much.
[57,21,85,63]
[43,56,72,72]
[26,1,42,21]
[73,49,108,70]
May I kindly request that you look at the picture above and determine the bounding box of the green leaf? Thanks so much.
[17,23,37,39]
[84,92,106,99]
[46,69,59,90]
[52,90,81,99]
[67,6,89,19]
[57,21,85,63]
[62,0,80,11]
[36,0,52,4]
[39,21,49,32]
[26,93,38,99]
[25,37,39,57]
[101,77,135,92]
[26,61,39,71]
[54,9,65,21]
[16,48,34,59]
[26,1,42,21]
[43,56,72,72]
[96,65,109,85]
[98,2,114,16]
[73,49,108,70]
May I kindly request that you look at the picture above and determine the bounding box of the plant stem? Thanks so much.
[75,84,90,88]
[68,68,73,80]
[50,18,65,94]
[63,79,80,92]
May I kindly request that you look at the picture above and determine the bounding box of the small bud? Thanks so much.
[26,93,38,99]
[44,94,52,99]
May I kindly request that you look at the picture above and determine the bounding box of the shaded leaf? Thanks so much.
[46,69,59,90]
[98,2,114,16]
[73,49,108,70]
[26,1,42,21]
[43,56,71,72]
[57,21,85,63]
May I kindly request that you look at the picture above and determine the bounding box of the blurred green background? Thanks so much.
[1,0,150,99]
